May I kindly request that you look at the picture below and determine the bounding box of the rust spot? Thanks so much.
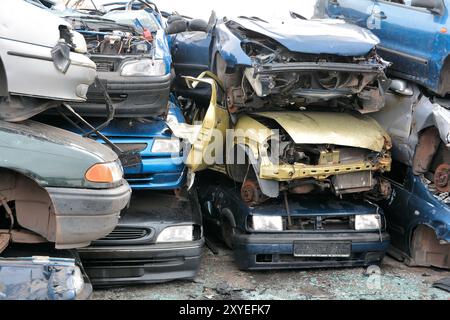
[412,127,441,175]
[411,225,450,269]
[434,163,450,193]
[241,179,267,206]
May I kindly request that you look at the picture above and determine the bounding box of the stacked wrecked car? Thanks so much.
[167,13,395,269]
[317,0,450,270]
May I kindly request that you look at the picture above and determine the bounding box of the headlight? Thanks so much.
[85,161,123,184]
[251,216,283,231]
[71,266,85,296]
[120,59,166,76]
[70,31,88,54]
[156,225,194,243]
[151,138,181,154]
[355,214,381,231]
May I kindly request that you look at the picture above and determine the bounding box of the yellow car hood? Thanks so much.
[252,111,390,152]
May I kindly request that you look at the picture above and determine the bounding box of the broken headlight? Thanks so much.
[355,214,381,231]
[151,138,181,154]
[120,59,166,77]
[70,30,88,54]
[251,216,283,231]
[156,225,194,243]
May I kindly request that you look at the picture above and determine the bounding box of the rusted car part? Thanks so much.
[410,225,450,269]
[371,82,450,166]
[0,247,91,300]
[174,73,392,204]
[371,81,450,198]
[434,164,450,193]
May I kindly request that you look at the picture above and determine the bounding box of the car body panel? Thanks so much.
[0,0,96,103]
[0,120,117,188]
[320,0,450,96]
[370,84,450,168]
[42,98,187,190]
[0,254,91,300]
[253,111,389,152]
[229,17,380,57]
[380,167,450,268]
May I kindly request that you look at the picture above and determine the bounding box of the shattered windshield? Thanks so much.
[103,10,160,32]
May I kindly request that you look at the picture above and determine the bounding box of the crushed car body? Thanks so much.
[169,13,391,114]
[172,73,393,204]
[63,1,172,118]
[198,173,389,270]
[0,0,96,121]
[0,244,91,300]
[0,120,131,250]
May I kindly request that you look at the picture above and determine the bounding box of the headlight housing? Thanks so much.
[156,225,194,243]
[120,59,166,76]
[151,138,181,154]
[85,161,123,184]
[355,214,381,231]
[70,31,88,54]
[251,216,283,231]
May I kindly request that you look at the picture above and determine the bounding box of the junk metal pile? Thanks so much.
[0,0,448,300]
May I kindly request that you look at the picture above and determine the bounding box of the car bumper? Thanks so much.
[45,181,131,249]
[124,158,186,190]
[78,239,204,287]
[71,72,171,118]
[232,231,390,270]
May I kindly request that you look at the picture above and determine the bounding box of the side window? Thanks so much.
[384,161,408,186]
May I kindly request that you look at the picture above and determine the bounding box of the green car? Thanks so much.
[0,120,131,252]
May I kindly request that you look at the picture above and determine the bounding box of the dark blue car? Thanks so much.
[168,12,390,114]
[318,0,450,96]
[197,173,389,270]
[381,162,450,269]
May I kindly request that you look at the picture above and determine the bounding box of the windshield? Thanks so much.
[103,10,160,32]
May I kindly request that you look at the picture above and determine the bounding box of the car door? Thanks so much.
[370,1,444,83]
[325,0,376,27]
[183,73,229,172]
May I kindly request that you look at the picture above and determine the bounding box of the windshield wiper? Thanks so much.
[290,11,307,20]
[238,16,268,23]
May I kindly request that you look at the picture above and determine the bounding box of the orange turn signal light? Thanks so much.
[85,163,115,183]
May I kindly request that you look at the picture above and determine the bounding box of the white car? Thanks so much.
[0,0,96,121]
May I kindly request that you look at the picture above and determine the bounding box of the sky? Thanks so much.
[61,0,318,20]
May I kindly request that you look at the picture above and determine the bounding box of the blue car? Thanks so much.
[167,12,390,114]
[197,173,390,270]
[61,0,173,118]
[380,162,449,269]
[318,0,450,96]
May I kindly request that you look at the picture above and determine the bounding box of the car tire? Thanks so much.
[188,19,208,32]
[220,209,235,249]
[166,19,188,35]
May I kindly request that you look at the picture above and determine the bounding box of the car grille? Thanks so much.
[284,215,354,231]
[100,227,150,241]
[95,61,115,72]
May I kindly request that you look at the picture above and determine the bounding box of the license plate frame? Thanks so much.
[293,241,352,258]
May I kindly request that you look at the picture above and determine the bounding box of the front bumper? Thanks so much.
[71,72,171,118]
[232,231,390,270]
[78,239,204,287]
[45,181,131,249]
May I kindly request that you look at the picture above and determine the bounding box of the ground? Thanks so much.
[93,243,450,300]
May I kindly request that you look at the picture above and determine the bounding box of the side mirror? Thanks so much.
[389,79,414,96]
[188,19,209,32]
[411,0,445,15]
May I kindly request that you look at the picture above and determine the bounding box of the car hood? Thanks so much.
[0,120,118,162]
[228,17,379,56]
[252,111,390,152]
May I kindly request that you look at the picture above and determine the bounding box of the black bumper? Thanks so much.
[79,239,203,287]
[232,231,390,270]
[71,72,171,118]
